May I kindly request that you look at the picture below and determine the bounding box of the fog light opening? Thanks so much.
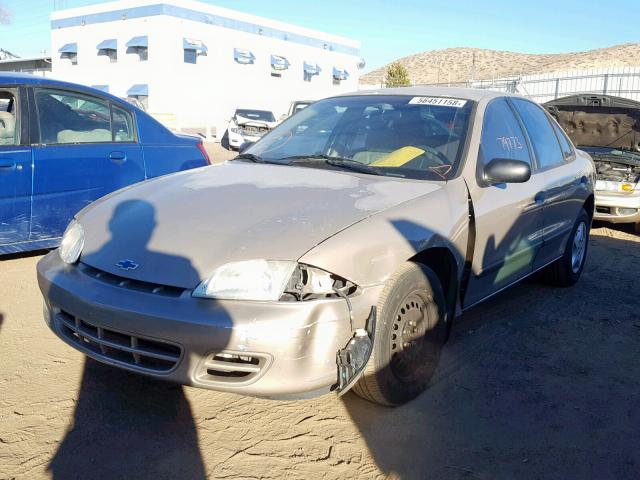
[618,208,638,215]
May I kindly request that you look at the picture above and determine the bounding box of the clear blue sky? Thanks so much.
[1,0,640,71]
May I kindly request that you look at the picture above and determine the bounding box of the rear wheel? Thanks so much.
[542,209,590,286]
[352,262,448,406]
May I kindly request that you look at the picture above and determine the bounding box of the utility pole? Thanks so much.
[470,51,476,82]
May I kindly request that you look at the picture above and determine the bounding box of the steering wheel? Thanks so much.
[419,144,451,166]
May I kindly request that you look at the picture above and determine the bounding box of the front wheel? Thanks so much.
[352,262,448,406]
[542,209,590,287]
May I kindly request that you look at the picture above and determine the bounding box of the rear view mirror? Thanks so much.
[484,158,531,184]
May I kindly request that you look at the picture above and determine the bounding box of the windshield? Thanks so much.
[235,109,275,122]
[245,95,473,180]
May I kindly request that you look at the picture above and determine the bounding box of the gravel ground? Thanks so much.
[1,224,639,480]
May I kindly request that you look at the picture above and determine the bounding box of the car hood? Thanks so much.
[78,162,441,289]
[234,116,276,128]
[544,94,640,152]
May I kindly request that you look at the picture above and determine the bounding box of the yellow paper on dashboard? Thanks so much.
[371,146,425,167]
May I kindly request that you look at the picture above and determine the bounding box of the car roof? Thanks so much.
[0,72,131,107]
[338,86,514,102]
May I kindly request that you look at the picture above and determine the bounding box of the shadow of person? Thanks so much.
[47,199,210,480]
[49,358,206,480]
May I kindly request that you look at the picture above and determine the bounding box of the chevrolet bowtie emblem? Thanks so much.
[116,259,139,271]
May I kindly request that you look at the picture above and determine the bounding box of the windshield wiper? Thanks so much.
[232,153,266,163]
[283,155,391,177]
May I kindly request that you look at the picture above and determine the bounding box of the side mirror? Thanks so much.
[483,158,531,184]
[239,141,255,153]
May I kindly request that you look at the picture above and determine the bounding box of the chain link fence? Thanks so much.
[414,67,640,103]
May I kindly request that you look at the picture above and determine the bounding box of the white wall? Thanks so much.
[50,0,363,138]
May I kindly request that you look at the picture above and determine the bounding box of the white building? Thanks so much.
[50,0,363,138]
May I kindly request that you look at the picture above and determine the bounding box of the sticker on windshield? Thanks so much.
[409,97,467,108]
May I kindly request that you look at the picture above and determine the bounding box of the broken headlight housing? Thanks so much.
[192,261,357,301]
[280,264,358,302]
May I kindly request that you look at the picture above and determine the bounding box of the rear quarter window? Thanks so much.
[551,121,574,160]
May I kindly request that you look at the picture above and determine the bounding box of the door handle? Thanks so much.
[0,159,16,171]
[109,151,127,164]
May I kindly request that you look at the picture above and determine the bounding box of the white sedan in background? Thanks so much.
[227,108,277,150]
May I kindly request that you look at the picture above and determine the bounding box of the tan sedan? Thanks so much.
[37,87,595,406]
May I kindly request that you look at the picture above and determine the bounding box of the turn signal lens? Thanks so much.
[621,183,634,192]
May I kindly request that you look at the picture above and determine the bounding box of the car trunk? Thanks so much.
[544,94,640,184]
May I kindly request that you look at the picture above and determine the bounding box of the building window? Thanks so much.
[270,54,290,77]
[97,39,117,63]
[58,43,77,65]
[127,84,149,110]
[332,67,349,85]
[183,38,207,64]
[234,48,255,65]
[303,62,321,82]
[184,49,197,64]
[126,36,148,61]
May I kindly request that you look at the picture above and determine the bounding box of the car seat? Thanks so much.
[0,111,16,145]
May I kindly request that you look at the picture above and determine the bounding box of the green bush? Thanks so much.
[385,62,411,87]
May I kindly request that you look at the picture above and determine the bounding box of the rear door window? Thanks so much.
[511,99,565,169]
[480,98,532,166]
[0,90,18,146]
[35,89,112,144]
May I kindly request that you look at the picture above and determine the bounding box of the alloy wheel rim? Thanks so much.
[571,221,587,273]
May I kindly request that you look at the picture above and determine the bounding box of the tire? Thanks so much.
[352,262,448,406]
[542,209,590,287]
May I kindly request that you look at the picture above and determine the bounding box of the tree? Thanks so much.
[384,62,411,88]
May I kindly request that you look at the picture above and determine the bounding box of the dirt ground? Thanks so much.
[203,141,237,165]
[1,223,639,480]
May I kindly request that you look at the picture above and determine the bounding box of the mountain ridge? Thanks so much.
[361,43,640,85]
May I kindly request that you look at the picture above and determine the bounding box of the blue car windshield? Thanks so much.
[246,95,473,180]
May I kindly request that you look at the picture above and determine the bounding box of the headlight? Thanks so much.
[193,261,357,301]
[596,180,637,193]
[193,260,296,301]
[58,220,84,264]
[230,127,242,134]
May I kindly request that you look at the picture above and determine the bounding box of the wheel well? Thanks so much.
[409,248,459,334]
[584,194,595,219]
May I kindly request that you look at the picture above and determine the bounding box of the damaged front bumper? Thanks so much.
[228,131,265,149]
[37,251,382,399]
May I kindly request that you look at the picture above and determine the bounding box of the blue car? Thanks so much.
[0,73,210,254]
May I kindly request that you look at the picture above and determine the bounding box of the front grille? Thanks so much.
[80,263,185,297]
[195,351,271,385]
[242,125,268,136]
[56,310,182,373]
